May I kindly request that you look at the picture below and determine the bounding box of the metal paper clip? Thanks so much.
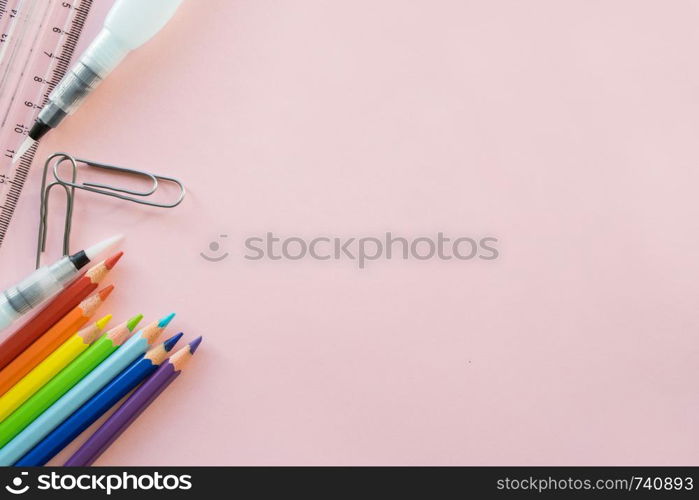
[36,152,186,268]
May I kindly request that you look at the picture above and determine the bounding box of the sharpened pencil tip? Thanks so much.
[107,321,136,346]
[104,251,124,270]
[163,332,183,351]
[96,315,112,330]
[98,285,115,300]
[158,313,176,328]
[189,336,203,354]
[127,314,144,331]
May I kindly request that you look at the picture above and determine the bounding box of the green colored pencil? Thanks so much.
[0,315,141,446]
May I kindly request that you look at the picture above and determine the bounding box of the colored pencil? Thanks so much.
[0,314,142,448]
[0,252,123,372]
[0,286,114,397]
[18,333,184,466]
[0,315,112,422]
[0,313,174,465]
[65,336,202,467]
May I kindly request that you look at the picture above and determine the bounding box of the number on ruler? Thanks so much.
[0,0,94,249]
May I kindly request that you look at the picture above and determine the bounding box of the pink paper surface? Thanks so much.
[1,0,699,465]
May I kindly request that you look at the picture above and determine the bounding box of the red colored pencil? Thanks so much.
[0,252,123,371]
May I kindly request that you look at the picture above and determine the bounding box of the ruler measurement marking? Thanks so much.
[0,0,93,248]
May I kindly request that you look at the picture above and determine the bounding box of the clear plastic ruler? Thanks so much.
[0,0,92,249]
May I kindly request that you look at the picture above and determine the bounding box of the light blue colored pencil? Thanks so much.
[0,313,174,466]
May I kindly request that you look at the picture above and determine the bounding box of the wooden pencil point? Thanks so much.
[139,321,165,345]
[106,322,136,346]
[104,251,124,270]
[97,285,115,301]
[77,321,106,345]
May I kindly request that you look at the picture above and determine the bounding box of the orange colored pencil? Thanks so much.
[0,286,114,397]
[0,252,123,372]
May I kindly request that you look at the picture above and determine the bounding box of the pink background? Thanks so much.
[1,0,699,465]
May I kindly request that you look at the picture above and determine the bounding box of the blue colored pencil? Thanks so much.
[0,313,175,466]
[66,337,202,466]
[16,333,183,466]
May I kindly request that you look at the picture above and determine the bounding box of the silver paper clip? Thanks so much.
[36,152,186,268]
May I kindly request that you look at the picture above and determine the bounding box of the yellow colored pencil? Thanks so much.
[0,315,111,423]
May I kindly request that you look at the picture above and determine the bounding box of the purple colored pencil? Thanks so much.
[64,337,202,466]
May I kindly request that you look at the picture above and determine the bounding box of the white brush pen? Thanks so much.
[0,234,122,332]
[14,0,185,162]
